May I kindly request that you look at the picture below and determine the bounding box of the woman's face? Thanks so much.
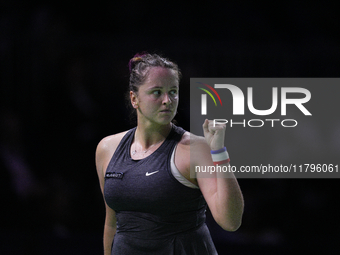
[131,67,179,126]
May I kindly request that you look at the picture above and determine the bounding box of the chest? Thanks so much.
[104,158,203,215]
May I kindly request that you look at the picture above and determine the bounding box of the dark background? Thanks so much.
[1,1,339,254]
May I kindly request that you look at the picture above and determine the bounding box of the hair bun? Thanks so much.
[128,52,148,72]
[132,57,142,62]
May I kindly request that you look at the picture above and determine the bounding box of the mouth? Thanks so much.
[160,109,172,113]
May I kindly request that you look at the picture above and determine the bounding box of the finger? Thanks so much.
[209,120,226,129]
[202,119,210,134]
[207,121,226,132]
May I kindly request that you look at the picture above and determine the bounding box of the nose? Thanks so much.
[162,93,171,105]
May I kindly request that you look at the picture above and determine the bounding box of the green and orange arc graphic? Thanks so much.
[197,82,223,106]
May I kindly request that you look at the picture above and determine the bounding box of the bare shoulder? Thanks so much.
[95,130,129,180]
[177,131,210,164]
[178,131,209,149]
[96,131,128,154]
[178,131,212,166]
[175,131,211,183]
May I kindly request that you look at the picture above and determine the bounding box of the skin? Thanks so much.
[96,66,244,255]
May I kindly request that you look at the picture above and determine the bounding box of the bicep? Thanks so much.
[95,138,117,227]
[95,140,107,191]
[95,132,128,189]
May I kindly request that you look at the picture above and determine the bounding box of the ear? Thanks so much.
[130,91,139,109]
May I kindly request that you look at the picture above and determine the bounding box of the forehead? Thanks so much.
[144,67,178,86]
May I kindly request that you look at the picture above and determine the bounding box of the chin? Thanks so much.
[155,117,175,126]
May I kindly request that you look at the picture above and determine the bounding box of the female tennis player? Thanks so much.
[95,53,244,254]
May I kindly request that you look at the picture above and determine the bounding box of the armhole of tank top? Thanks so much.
[171,144,199,189]
[105,128,135,175]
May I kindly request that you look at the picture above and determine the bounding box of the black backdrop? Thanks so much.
[1,1,340,254]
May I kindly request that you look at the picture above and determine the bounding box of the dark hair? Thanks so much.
[126,52,181,123]
[128,52,181,93]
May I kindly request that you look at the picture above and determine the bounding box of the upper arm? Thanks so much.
[177,133,217,193]
[95,132,127,227]
[95,137,117,227]
[95,137,111,193]
[95,131,127,192]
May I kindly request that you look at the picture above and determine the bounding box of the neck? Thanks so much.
[135,121,172,148]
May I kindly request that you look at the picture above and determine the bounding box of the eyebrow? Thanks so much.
[148,85,178,90]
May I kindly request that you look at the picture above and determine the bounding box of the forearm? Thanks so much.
[104,224,116,255]
[201,119,244,231]
[213,162,244,231]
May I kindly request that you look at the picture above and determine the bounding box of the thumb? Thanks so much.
[202,119,210,134]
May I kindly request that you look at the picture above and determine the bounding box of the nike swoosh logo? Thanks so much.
[145,170,159,176]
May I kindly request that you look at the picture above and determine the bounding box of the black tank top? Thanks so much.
[104,125,218,254]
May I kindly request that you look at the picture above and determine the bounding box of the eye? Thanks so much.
[170,89,178,96]
[152,90,161,96]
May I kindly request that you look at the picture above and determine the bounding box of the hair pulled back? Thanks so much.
[128,52,181,94]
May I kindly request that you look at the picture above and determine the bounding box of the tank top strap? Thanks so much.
[105,127,136,174]
[152,124,186,158]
